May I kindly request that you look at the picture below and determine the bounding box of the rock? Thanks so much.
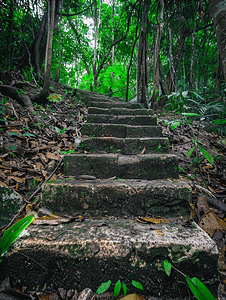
[58,287,66,299]
[0,185,23,226]
[78,288,93,300]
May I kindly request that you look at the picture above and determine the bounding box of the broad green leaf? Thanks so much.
[178,166,185,172]
[212,119,226,125]
[182,91,188,97]
[8,145,17,150]
[55,127,61,134]
[23,133,35,137]
[131,280,143,290]
[163,260,171,276]
[186,276,215,300]
[199,147,214,164]
[7,131,21,136]
[171,121,181,130]
[96,280,111,294]
[182,113,201,117]
[0,118,6,122]
[122,283,127,296]
[187,146,195,158]
[0,214,34,258]
[61,128,66,134]
[114,279,121,297]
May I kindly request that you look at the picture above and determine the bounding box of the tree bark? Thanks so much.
[209,0,226,81]
[150,0,164,110]
[137,0,150,108]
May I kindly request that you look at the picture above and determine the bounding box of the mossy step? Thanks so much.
[42,178,191,217]
[4,217,219,296]
[88,107,154,115]
[78,137,169,154]
[63,153,178,180]
[82,123,163,138]
[88,101,142,109]
[87,114,157,126]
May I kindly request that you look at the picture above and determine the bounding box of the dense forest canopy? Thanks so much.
[0,0,225,119]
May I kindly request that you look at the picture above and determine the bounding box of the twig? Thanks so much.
[195,184,216,198]
[20,252,47,272]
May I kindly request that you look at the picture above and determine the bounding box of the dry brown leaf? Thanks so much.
[0,180,8,187]
[46,152,60,160]
[119,294,146,300]
[8,176,26,184]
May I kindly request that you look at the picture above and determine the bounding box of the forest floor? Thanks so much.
[0,75,226,299]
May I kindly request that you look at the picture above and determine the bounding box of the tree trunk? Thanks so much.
[209,0,226,81]
[93,0,101,91]
[137,0,150,108]
[150,0,164,110]
[189,18,197,89]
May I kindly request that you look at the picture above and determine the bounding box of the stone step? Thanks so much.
[82,123,163,138]
[63,153,178,180]
[42,178,191,217]
[3,218,219,297]
[78,137,169,154]
[88,107,154,115]
[89,101,142,109]
[87,114,157,126]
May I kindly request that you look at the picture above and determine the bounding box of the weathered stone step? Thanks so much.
[42,178,191,217]
[88,107,154,115]
[4,218,218,296]
[78,137,169,154]
[89,101,142,109]
[63,153,178,180]
[82,123,163,138]
[87,114,157,126]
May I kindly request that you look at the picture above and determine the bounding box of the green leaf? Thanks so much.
[212,119,226,125]
[122,283,127,296]
[186,276,215,300]
[199,147,214,164]
[114,279,121,297]
[164,260,171,276]
[0,118,6,122]
[7,131,21,136]
[182,113,201,117]
[61,128,66,134]
[171,121,181,130]
[55,127,61,135]
[0,214,34,258]
[96,280,111,294]
[187,147,195,158]
[23,133,35,137]
[8,145,17,150]
[178,166,185,172]
[132,280,143,290]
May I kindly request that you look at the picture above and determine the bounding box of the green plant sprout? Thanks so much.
[164,260,215,300]
[55,126,66,135]
[96,279,143,297]
[0,214,34,262]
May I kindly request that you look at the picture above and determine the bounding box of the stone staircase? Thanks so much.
[4,90,219,298]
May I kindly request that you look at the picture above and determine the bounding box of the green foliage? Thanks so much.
[163,260,215,300]
[96,279,143,296]
[55,126,66,135]
[0,214,34,261]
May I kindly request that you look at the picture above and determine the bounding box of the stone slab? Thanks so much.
[89,101,142,109]
[42,178,192,217]
[63,154,178,180]
[82,124,163,138]
[0,185,23,226]
[78,137,169,154]
[88,107,154,115]
[3,218,219,296]
[87,115,157,125]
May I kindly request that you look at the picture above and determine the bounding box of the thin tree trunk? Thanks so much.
[189,18,197,89]
[151,0,164,110]
[209,0,226,81]
[137,0,150,108]
[93,0,101,90]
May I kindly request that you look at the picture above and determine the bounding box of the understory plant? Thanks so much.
[0,214,34,262]
[164,260,215,300]
[96,279,143,297]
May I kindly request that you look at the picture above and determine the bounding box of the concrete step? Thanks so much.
[42,178,191,217]
[3,217,219,297]
[63,153,178,180]
[87,115,157,126]
[82,123,163,138]
[88,107,154,115]
[78,137,169,154]
[89,101,142,109]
